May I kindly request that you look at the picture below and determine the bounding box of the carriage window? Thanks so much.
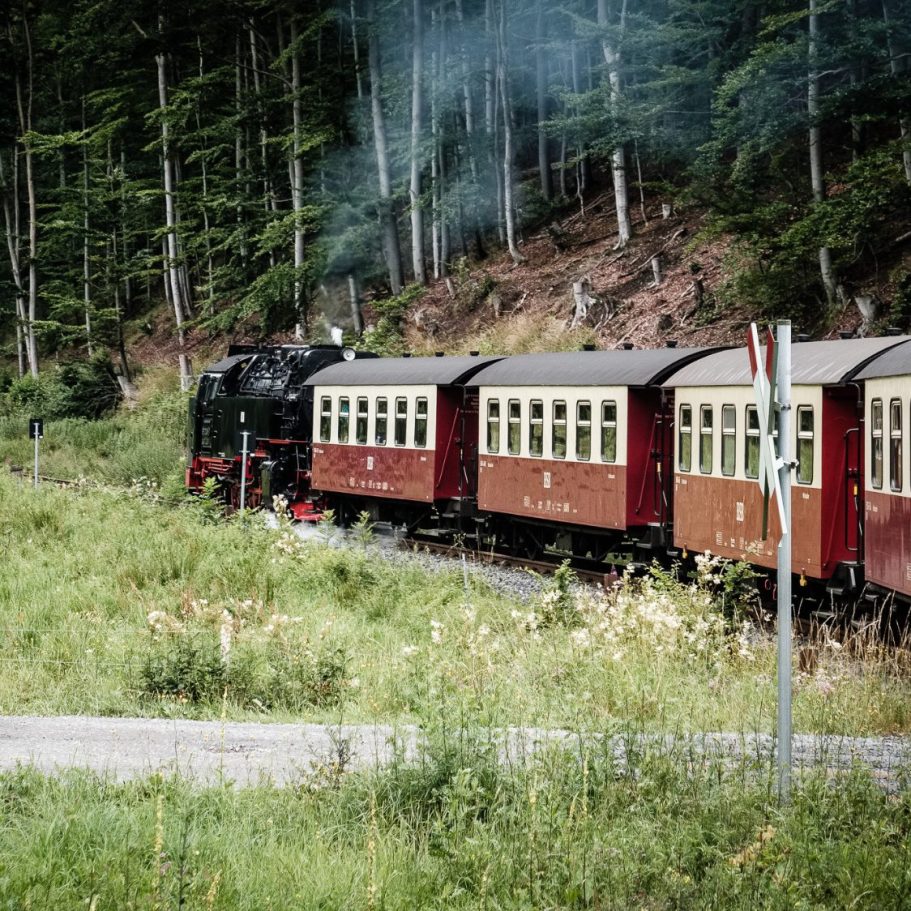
[530,400,544,457]
[577,401,592,461]
[319,396,332,443]
[415,397,428,448]
[871,399,883,489]
[338,397,350,444]
[745,406,760,479]
[375,397,388,446]
[601,401,617,463]
[508,400,521,455]
[678,405,691,472]
[721,405,736,477]
[552,401,567,459]
[796,406,814,485]
[356,397,369,444]
[700,406,713,474]
[891,399,902,492]
[395,397,408,446]
[486,399,500,453]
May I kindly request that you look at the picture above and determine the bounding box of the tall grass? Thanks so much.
[2,470,911,734]
[0,367,186,487]
[0,739,907,909]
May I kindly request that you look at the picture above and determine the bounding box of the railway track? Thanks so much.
[403,534,637,587]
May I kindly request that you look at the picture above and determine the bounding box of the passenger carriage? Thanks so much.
[467,347,715,559]
[306,354,501,526]
[663,338,909,593]
[855,342,911,600]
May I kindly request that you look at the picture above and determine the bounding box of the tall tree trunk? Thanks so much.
[107,142,131,383]
[883,0,911,184]
[497,0,525,264]
[235,34,248,274]
[366,0,404,295]
[120,148,132,316]
[570,40,591,195]
[597,0,632,249]
[290,18,307,337]
[808,0,838,307]
[349,0,365,102]
[82,98,93,356]
[348,273,363,334]
[247,24,276,230]
[431,8,442,280]
[535,0,552,201]
[196,40,217,311]
[17,47,39,376]
[488,0,505,245]
[0,149,28,377]
[155,44,188,345]
[409,0,427,285]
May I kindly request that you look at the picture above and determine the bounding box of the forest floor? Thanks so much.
[122,195,879,374]
[395,196,874,357]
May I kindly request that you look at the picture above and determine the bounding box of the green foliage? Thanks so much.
[3,356,121,420]
[537,561,579,627]
[360,285,426,356]
[0,748,908,908]
[889,269,911,329]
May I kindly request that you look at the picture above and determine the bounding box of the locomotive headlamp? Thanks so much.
[342,347,356,361]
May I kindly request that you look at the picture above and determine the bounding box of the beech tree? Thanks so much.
[1,0,909,373]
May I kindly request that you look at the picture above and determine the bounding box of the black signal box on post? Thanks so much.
[28,419,44,440]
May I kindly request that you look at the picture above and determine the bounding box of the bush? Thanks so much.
[360,284,425,356]
[3,355,121,421]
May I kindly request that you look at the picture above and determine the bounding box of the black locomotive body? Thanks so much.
[186,343,375,516]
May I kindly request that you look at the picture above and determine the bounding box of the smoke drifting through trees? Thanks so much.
[1,0,910,375]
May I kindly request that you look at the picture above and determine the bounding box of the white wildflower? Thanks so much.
[219,609,233,665]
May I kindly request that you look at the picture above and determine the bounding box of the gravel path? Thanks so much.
[0,716,908,789]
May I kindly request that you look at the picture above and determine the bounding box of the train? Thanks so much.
[186,334,911,608]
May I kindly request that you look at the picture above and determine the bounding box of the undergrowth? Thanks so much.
[0,743,908,909]
[2,470,911,734]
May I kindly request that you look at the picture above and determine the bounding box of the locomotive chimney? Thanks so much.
[435,351,445,357]
[838,331,853,339]
[665,340,677,348]
[469,350,480,356]
[796,333,810,342]
[622,342,634,350]
[403,352,412,358]
[887,327,902,336]
[582,343,596,351]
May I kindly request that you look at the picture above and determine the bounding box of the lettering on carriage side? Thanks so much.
[543,471,551,489]
[523,495,531,507]
[348,477,356,487]
[801,492,809,500]
[906,564,911,582]
[367,456,374,470]
[715,531,723,546]
[736,502,744,522]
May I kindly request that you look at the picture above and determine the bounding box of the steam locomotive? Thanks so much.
[186,344,376,517]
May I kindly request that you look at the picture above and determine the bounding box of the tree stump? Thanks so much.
[571,280,593,328]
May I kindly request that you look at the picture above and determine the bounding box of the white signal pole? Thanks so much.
[776,320,793,802]
[33,421,40,489]
[239,431,251,515]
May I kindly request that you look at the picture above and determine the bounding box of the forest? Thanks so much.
[1,0,910,388]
